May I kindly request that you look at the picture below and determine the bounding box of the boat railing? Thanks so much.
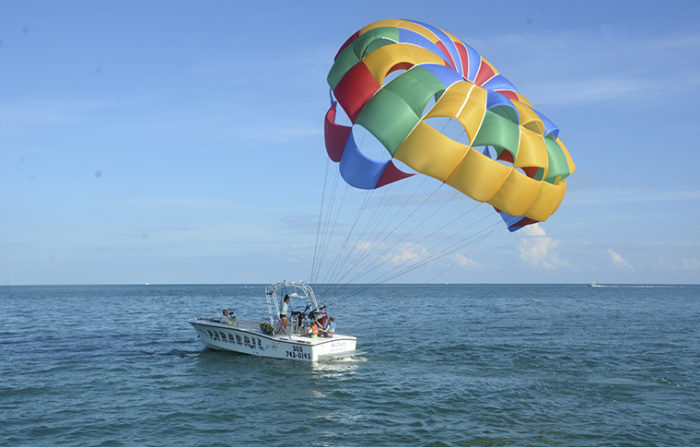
[233,319,262,331]
[204,316,310,337]
[207,318,262,331]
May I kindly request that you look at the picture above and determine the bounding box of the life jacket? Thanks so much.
[311,323,318,338]
[259,322,275,336]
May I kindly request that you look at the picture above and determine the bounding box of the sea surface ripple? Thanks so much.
[1,284,699,446]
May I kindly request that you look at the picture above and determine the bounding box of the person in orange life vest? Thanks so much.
[309,318,319,338]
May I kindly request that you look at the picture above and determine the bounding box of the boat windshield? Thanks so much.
[265,281,324,335]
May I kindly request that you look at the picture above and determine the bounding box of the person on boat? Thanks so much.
[277,294,291,334]
[316,305,328,328]
[309,319,319,338]
[221,309,235,325]
[322,317,336,337]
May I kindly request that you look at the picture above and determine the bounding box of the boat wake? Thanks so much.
[590,284,676,288]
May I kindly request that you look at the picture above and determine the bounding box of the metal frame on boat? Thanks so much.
[189,281,357,362]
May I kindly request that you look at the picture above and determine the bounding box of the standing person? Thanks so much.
[277,294,291,335]
[323,317,336,337]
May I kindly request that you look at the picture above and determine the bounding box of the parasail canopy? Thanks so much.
[324,19,575,232]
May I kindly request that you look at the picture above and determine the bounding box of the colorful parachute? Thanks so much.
[324,19,575,231]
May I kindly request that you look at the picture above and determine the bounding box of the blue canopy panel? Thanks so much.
[408,20,463,78]
[482,74,519,93]
[397,28,452,69]
[497,210,538,232]
[533,108,560,139]
[486,90,519,123]
[339,131,413,189]
[339,132,384,189]
[418,63,463,91]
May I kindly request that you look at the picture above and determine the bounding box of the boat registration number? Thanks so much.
[285,345,311,360]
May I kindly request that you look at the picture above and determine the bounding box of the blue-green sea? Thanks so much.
[1,284,699,446]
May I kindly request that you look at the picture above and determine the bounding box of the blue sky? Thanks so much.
[1,0,699,285]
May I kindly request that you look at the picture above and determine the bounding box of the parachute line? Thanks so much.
[324,218,502,305]
[332,179,448,284]
[310,158,331,282]
[326,175,433,284]
[312,164,343,283]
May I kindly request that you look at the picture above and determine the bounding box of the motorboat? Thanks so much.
[189,281,358,361]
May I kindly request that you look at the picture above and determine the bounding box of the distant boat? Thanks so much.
[590,282,603,288]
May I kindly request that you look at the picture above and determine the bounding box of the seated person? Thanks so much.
[221,309,235,325]
[309,318,319,338]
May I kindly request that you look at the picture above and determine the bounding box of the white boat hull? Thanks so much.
[189,319,357,362]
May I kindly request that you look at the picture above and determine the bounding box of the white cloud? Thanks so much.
[147,106,321,144]
[124,196,232,209]
[470,30,700,106]
[0,98,124,136]
[517,224,570,269]
[530,77,658,106]
[382,242,428,266]
[521,223,546,237]
[681,257,700,271]
[354,241,372,252]
[655,256,700,271]
[567,189,700,206]
[452,253,479,269]
[608,248,634,270]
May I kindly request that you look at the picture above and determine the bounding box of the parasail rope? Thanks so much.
[332,189,479,285]
[312,164,343,283]
[340,206,496,287]
[318,185,376,283]
[321,208,501,305]
[324,218,503,306]
[324,175,432,284]
[310,157,331,282]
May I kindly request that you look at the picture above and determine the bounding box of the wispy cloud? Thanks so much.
[354,241,372,253]
[452,253,480,269]
[144,105,321,145]
[0,98,125,136]
[657,256,700,271]
[567,189,700,205]
[471,30,700,106]
[527,77,660,106]
[608,248,634,270]
[123,196,233,209]
[113,226,197,239]
[518,224,570,269]
[383,242,428,266]
[681,257,700,270]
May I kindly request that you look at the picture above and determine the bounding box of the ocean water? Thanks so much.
[1,283,699,446]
